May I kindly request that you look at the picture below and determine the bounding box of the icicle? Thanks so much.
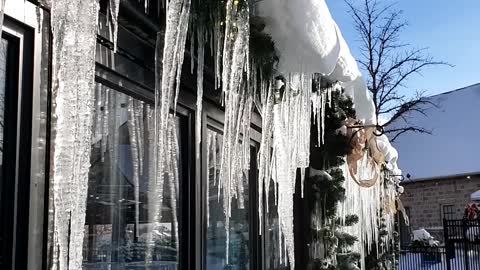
[166,116,180,253]
[173,0,192,113]
[127,98,141,237]
[136,102,145,174]
[338,162,382,270]
[190,29,195,74]
[195,26,205,159]
[0,0,5,33]
[212,133,218,186]
[109,0,120,52]
[213,1,252,264]
[145,106,157,264]
[206,132,212,227]
[258,83,274,230]
[148,0,191,260]
[50,1,99,268]
[262,72,315,269]
[101,86,110,161]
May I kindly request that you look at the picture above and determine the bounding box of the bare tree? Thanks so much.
[345,0,451,142]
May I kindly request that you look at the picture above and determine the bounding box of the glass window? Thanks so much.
[443,205,455,220]
[82,83,181,270]
[206,129,250,269]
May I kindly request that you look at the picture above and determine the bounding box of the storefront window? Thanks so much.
[206,129,250,269]
[82,84,181,270]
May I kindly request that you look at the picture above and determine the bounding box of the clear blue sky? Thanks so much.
[326,0,480,96]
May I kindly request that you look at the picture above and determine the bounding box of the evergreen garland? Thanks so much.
[307,90,361,270]
[189,0,279,80]
[364,170,401,270]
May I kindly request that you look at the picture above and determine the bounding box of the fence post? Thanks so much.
[462,219,470,270]
[443,219,452,270]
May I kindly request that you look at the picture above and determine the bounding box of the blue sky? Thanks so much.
[326,0,480,96]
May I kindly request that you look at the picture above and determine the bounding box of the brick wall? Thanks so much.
[400,174,480,242]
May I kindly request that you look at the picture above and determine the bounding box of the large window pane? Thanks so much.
[83,84,181,270]
[206,129,250,270]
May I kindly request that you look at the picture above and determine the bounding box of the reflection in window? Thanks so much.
[83,84,180,270]
[206,129,250,269]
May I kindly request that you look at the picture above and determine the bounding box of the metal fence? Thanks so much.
[399,219,480,270]
[444,219,480,270]
[399,246,448,270]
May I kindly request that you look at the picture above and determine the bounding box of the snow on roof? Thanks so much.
[257,0,401,176]
[472,190,480,201]
[391,83,480,180]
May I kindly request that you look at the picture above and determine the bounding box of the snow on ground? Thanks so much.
[400,247,480,270]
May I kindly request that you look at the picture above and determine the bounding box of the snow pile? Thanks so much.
[413,229,440,247]
[50,0,99,268]
[257,0,340,74]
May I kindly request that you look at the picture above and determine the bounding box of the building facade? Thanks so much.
[400,174,480,242]
[393,83,480,244]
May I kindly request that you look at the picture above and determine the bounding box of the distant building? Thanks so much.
[392,83,480,244]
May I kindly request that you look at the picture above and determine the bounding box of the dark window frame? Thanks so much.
[0,17,35,269]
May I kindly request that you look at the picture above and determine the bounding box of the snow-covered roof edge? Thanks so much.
[257,0,401,177]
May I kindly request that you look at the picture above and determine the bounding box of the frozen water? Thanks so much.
[196,27,205,159]
[127,98,143,237]
[0,0,5,33]
[50,0,99,268]
[339,163,382,270]
[109,0,120,51]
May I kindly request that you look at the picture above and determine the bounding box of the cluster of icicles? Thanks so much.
[46,0,390,269]
[338,165,398,270]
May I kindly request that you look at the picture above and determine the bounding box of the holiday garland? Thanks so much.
[307,90,362,270]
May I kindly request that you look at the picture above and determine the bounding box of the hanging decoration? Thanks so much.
[346,119,385,188]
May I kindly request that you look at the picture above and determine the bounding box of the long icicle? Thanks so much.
[127,98,141,237]
[108,0,120,51]
[218,2,251,263]
[50,1,99,268]
[149,0,191,262]
[0,0,5,33]
[195,26,205,158]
